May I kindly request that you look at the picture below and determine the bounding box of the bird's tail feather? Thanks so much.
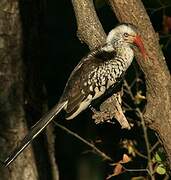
[0,101,67,167]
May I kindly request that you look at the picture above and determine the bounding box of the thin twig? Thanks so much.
[53,121,113,161]
[122,100,133,111]
[134,148,148,159]
[122,165,148,173]
[150,141,160,153]
[124,79,155,179]
[147,5,171,15]
[123,80,135,100]
[136,109,155,180]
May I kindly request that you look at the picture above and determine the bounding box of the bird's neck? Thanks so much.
[105,42,134,67]
[116,44,134,66]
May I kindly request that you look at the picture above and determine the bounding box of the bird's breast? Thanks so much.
[87,60,126,89]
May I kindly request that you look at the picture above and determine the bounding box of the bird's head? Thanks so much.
[107,23,146,59]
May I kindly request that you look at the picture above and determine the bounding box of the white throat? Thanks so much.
[117,45,134,67]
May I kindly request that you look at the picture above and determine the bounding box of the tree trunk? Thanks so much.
[109,0,171,169]
[0,1,60,179]
[0,1,38,179]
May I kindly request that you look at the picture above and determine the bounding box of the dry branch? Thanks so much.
[46,125,60,180]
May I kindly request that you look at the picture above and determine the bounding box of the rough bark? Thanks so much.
[0,1,38,179]
[72,0,106,49]
[0,1,60,179]
[109,0,171,169]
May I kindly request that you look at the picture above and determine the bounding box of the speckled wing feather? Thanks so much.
[60,45,116,119]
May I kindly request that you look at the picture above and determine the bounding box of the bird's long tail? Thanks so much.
[0,101,67,167]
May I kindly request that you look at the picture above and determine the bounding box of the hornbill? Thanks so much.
[1,23,146,167]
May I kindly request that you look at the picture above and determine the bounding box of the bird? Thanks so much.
[0,23,146,167]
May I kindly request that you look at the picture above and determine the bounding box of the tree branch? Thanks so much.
[71,0,106,49]
[109,0,171,169]
[46,125,60,180]
[0,1,38,179]
[54,122,112,162]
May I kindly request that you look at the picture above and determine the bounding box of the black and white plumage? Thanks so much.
[1,23,146,167]
[62,43,133,120]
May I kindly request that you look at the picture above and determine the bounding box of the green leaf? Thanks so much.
[154,150,166,163]
[155,152,162,162]
[152,157,156,163]
[156,164,166,175]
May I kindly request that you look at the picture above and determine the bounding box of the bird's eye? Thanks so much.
[123,33,129,37]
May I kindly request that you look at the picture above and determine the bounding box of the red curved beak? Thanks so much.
[133,35,146,59]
